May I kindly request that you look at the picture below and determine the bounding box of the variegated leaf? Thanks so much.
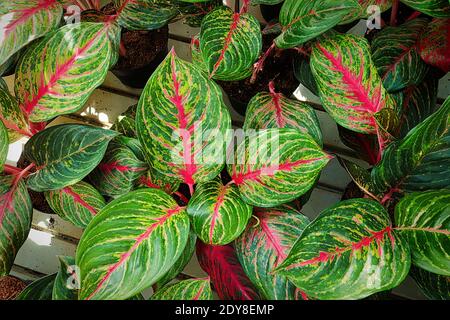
[400,0,450,18]
[244,84,323,146]
[16,274,56,300]
[228,128,331,207]
[15,22,118,122]
[187,178,252,245]
[155,230,197,289]
[0,78,7,91]
[137,167,181,195]
[0,86,29,142]
[88,138,148,198]
[0,0,63,66]
[251,0,283,4]
[341,0,392,24]
[0,175,32,276]
[190,34,208,73]
[0,120,7,172]
[111,104,137,138]
[372,18,429,92]
[52,256,78,300]
[76,188,190,300]
[151,278,213,300]
[276,199,411,300]
[136,50,231,193]
[236,205,310,300]
[293,57,319,96]
[199,6,262,80]
[338,125,380,165]
[24,124,119,192]
[311,33,398,134]
[178,0,223,28]
[275,0,360,49]
[371,97,450,194]
[114,0,179,30]
[410,265,450,300]
[418,18,450,72]
[395,190,450,276]
[197,242,260,300]
[45,181,106,229]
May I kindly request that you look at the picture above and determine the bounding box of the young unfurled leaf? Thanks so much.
[52,256,79,300]
[155,231,197,289]
[276,199,411,300]
[371,97,450,194]
[395,190,450,276]
[400,0,450,18]
[244,86,323,146]
[45,181,106,229]
[16,274,56,300]
[0,121,7,172]
[151,278,213,300]
[0,86,29,142]
[418,18,450,73]
[199,6,262,80]
[88,137,148,198]
[187,179,252,245]
[311,34,398,134]
[371,18,429,92]
[24,124,119,192]
[228,128,331,207]
[76,189,190,300]
[136,50,231,192]
[197,242,260,300]
[236,205,310,300]
[114,0,179,30]
[0,0,63,66]
[410,265,450,300]
[0,175,32,276]
[275,0,360,48]
[15,22,118,122]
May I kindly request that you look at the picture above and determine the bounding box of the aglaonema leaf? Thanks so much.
[24,124,119,192]
[0,0,63,67]
[275,199,411,300]
[15,22,119,122]
[16,274,56,300]
[0,86,29,142]
[151,278,213,300]
[199,6,262,80]
[187,178,253,245]
[371,97,450,194]
[0,175,32,276]
[418,18,450,73]
[45,181,106,229]
[137,167,181,195]
[52,256,78,300]
[236,205,310,300]
[410,265,450,300]
[88,137,148,198]
[114,0,179,30]
[400,0,450,18]
[275,0,360,48]
[395,190,450,276]
[155,230,197,289]
[371,18,429,92]
[76,188,190,300]
[136,50,231,193]
[111,104,137,138]
[341,0,392,24]
[0,120,8,172]
[196,241,260,300]
[228,128,331,208]
[311,33,398,135]
[244,84,323,146]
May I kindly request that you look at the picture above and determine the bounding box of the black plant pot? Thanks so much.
[260,3,283,23]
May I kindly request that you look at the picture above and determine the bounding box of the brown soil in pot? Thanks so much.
[16,155,54,214]
[0,276,27,300]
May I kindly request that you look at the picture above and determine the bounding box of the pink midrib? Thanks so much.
[210,13,241,78]
[85,207,182,300]
[232,156,329,185]
[99,162,145,173]
[4,0,58,37]
[270,92,285,127]
[285,226,395,270]
[208,185,228,244]
[258,214,288,263]
[21,28,104,116]
[317,44,380,114]
[62,187,97,216]
[169,54,197,188]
